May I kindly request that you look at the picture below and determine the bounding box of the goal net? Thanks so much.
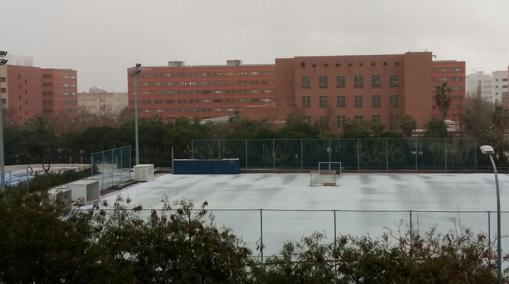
[309,162,342,186]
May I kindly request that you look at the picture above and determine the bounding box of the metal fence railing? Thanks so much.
[87,208,508,262]
[90,146,132,190]
[191,138,486,172]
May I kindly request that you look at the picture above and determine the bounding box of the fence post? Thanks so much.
[385,138,389,173]
[414,139,418,172]
[102,150,105,190]
[260,209,264,264]
[328,139,332,165]
[409,210,413,253]
[245,140,248,170]
[474,139,478,173]
[218,140,221,159]
[120,147,123,180]
[300,139,303,171]
[488,211,491,262]
[191,140,194,159]
[444,138,447,173]
[272,140,275,171]
[333,210,337,276]
[357,138,360,172]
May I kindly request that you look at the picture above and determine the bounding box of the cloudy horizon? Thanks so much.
[2,0,508,92]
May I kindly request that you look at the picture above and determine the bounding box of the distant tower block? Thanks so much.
[168,61,185,67]
[226,59,242,66]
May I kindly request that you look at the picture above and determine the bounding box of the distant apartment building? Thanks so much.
[127,60,275,120]
[272,52,464,129]
[127,52,464,129]
[431,61,466,121]
[466,70,508,105]
[0,64,77,124]
[78,88,127,117]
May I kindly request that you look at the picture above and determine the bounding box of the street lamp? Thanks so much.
[480,144,502,283]
[133,63,142,165]
[0,50,8,191]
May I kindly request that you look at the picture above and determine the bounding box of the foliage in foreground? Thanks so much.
[0,190,505,283]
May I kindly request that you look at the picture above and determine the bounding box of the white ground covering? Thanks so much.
[93,173,509,257]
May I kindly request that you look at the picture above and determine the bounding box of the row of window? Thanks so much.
[41,83,77,88]
[435,77,464,81]
[139,89,273,95]
[136,98,273,105]
[141,108,239,113]
[305,115,383,128]
[302,75,400,89]
[433,67,463,73]
[302,95,400,108]
[300,61,400,68]
[142,80,272,87]
[142,71,272,78]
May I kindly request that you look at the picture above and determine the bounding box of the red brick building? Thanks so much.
[127,61,275,120]
[41,68,78,122]
[127,53,465,130]
[431,61,466,121]
[0,65,78,124]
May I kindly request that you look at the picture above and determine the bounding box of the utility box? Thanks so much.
[134,164,155,182]
[68,179,100,203]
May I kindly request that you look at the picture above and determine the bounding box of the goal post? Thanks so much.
[310,162,342,186]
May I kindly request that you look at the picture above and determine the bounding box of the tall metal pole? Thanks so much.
[134,64,142,165]
[488,154,502,284]
[0,51,8,191]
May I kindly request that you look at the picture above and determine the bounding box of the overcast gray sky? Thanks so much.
[2,0,508,92]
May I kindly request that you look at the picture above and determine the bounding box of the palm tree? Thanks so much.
[434,83,452,121]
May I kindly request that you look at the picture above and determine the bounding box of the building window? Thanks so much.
[354,95,363,107]
[354,115,363,121]
[336,96,346,108]
[389,75,400,87]
[336,115,346,128]
[319,96,328,108]
[319,116,329,125]
[371,95,381,107]
[389,95,400,107]
[302,76,311,89]
[302,96,311,108]
[372,75,381,88]
[372,115,381,122]
[319,75,328,88]
[354,75,363,88]
[336,76,345,88]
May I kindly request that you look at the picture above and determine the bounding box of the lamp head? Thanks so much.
[480,145,495,155]
[134,63,142,74]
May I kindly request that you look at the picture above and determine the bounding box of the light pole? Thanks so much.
[480,145,502,283]
[0,50,8,191]
[133,63,142,165]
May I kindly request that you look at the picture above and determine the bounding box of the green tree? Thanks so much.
[424,119,450,138]
[22,117,58,173]
[434,82,452,120]
[400,115,416,137]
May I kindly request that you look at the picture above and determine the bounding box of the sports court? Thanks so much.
[94,172,509,257]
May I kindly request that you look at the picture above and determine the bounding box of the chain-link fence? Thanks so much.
[91,146,132,190]
[86,208,507,263]
[191,138,483,172]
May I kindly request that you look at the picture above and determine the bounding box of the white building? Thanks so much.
[466,70,508,105]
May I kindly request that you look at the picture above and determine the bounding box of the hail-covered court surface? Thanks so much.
[93,173,509,257]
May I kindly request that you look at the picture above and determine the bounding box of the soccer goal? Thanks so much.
[309,162,342,187]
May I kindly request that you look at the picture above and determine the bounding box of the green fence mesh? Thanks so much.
[91,146,131,190]
[191,138,479,172]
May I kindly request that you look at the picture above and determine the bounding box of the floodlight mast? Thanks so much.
[480,145,502,284]
[134,63,142,165]
[0,51,7,191]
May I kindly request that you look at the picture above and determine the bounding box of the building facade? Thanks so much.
[127,52,465,129]
[78,89,128,117]
[127,61,275,120]
[466,70,508,105]
[0,65,78,124]
[431,61,465,121]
